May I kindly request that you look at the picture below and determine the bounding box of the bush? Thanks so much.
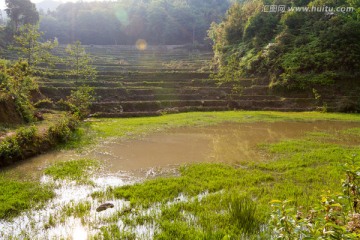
[48,120,72,143]
[15,126,37,146]
[66,86,95,119]
[47,115,79,143]
[0,137,22,165]
[0,113,79,166]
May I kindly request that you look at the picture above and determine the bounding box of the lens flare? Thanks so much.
[115,8,129,26]
[135,39,147,51]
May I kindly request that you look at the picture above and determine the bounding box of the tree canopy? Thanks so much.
[5,0,39,31]
[209,0,360,91]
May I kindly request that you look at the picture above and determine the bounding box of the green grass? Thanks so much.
[90,118,360,238]
[0,176,54,219]
[44,158,99,183]
[342,127,360,136]
[1,111,360,236]
[90,111,360,139]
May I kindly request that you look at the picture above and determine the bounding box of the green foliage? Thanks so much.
[15,125,37,146]
[228,195,261,235]
[0,136,22,163]
[47,115,79,143]
[0,125,38,165]
[44,158,99,183]
[0,114,79,166]
[65,41,96,81]
[5,0,39,32]
[0,176,54,219]
[65,85,95,119]
[12,24,58,69]
[210,0,360,91]
[0,60,37,122]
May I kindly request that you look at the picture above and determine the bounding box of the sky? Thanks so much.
[0,0,110,10]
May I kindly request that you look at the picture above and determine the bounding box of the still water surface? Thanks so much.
[6,121,360,178]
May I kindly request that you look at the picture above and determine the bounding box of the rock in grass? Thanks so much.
[96,203,114,212]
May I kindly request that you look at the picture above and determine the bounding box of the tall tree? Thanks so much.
[65,41,96,82]
[12,24,58,70]
[5,0,39,31]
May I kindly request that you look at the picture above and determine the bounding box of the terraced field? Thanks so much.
[38,45,348,117]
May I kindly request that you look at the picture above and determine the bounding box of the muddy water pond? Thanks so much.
[6,120,360,179]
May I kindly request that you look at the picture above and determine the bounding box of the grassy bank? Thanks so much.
[89,111,360,139]
[0,113,79,167]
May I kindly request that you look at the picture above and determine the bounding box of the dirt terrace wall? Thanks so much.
[0,94,23,125]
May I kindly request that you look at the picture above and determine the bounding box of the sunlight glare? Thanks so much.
[72,225,88,240]
[135,39,147,51]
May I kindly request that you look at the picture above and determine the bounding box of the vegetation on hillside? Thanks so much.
[0,59,37,122]
[0,1,97,166]
[11,24,58,70]
[65,41,96,81]
[209,0,360,93]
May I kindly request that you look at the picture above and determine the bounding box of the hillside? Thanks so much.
[209,0,360,111]
[36,45,353,116]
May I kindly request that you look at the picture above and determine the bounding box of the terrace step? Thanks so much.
[39,46,335,116]
[89,99,317,114]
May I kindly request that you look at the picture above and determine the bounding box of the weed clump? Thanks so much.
[228,195,261,235]
[44,158,99,183]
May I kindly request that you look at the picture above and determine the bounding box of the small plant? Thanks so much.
[228,195,261,235]
[15,126,37,146]
[47,119,72,143]
[65,86,95,119]
[342,155,360,214]
[0,136,22,164]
